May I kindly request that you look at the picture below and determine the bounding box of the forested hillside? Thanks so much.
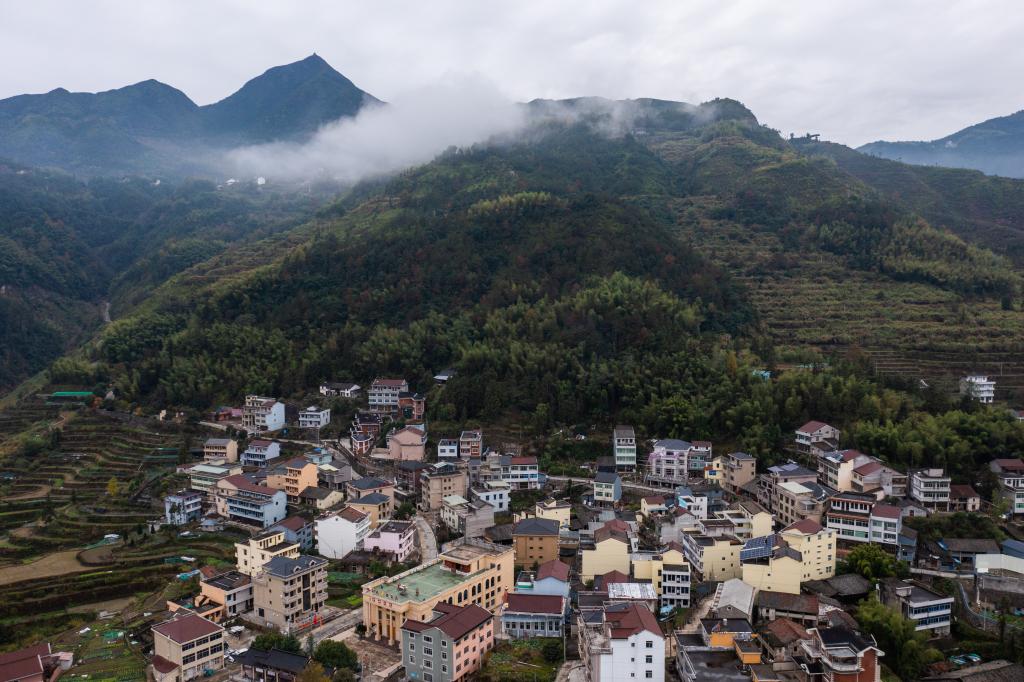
[67,109,1024,444]
[0,162,319,390]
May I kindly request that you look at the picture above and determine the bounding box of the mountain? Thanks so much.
[859,109,1024,178]
[0,55,377,176]
[200,53,380,142]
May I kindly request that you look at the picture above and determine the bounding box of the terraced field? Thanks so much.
[0,399,244,649]
[672,196,1024,399]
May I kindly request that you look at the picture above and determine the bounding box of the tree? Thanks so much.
[838,543,907,581]
[542,638,563,663]
[332,670,356,682]
[855,596,942,681]
[313,640,358,671]
[106,477,120,499]
[252,632,302,654]
[296,662,331,682]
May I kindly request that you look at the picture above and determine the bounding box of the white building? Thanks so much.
[319,382,360,398]
[242,440,281,467]
[368,378,408,414]
[471,480,511,512]
[242,395,286,432]
[437,439,460,460]
[960,375,996,404]
[316,507,371,559]
[613,425,637,471]
[910,468,951,511]
[298,406,331,429]
[165,489,203,525]
[578,602,665,682]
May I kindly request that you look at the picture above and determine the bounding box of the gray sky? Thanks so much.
[2,0,1022,147]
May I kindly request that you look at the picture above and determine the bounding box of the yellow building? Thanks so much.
[580,522,632,582]
[630,543,692,608]
[741,519,836,595]
[362,538,513,645]
[514,498,572,529]
[150,612,225,682]
[717,501,774,541]
[349,492,391,529]
[265,457,320,503]
[679,531,743,582]
[235,530,299,576]
[639,495,669,518]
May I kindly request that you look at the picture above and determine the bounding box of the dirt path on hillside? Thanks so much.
[6,484,52,501]
[0,549,87,585]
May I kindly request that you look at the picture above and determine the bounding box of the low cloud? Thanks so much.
[227,75,527,183]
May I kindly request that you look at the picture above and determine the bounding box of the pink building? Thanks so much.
[362,520,416,562]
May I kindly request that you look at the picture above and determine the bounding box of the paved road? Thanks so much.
[546,474,674,497]
[414,513,439,561]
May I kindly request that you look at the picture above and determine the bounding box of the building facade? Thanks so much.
[252,555,328,632]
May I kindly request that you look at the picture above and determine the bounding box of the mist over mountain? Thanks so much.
[859,108,1024,179]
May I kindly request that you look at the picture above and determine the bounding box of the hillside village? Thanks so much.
[2,373,1024,682]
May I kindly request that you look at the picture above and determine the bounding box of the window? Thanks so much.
[645,655,653,663]
[645,641,653,648]
[423,636,432,643]
[424,648,433,656]
[424,659,432,669]
[645,672,653,679]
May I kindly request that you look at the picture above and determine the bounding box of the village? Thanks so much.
[3,373,1024,682]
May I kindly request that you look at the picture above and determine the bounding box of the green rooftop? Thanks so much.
[51,391,94,397]
[368,563,485,604]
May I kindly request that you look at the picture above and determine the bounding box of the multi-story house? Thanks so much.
[267,516,315,550]
[252,555,328,632]
[459,430,483,459]
[824,492,904,556]
[881,578,954,636]
[581,521,634,582]
[351,411,382,440]
[150,613,225,682]
[741,519,836,594]
[203,438,238,463]
[513,559,571,599]
[795,421,840,456]
[319,381,360,398]
[165,489,203,526]
[234,530,300,576]
[501,593,568,639]
[349,493,391,529]
[612,425,637,471]
[298,406,331,429]
[242,395,285,433]
[397,391,426,421]
[364,520,417,562]
[188,462,242,495]
[798,626,883,682]
[241,440,281,467]
[714,451,756,494]
[714,501,773,541]
[400,603,494,682]
[757,461,818,512]
[396,461,431,495]
[991,458,1024,517]
[441,495,495,540]
[477,453,541,490]
[351,432,374,457]
[960,375,996,403]
[368,378,408,414]
[679,531,742,582]
[909,468,951,511]
[318,461,353,491]
[949,484,981,512]
[195,570,253,621]
[387,425,427,461]
[362,538,514,645]
[512,518,561,568]
[437,439,460,460]
[850,459,907,498]
[593,472,622,506]
[646,439,713,487]
[316,506,371,559]
[774,480,833,528]
[470,481,511,513]
[346,476,395,502]
[577,603,664,682]
[420,463,469,512]
[631,544,691,609]
[265,457,319,504]
[214,475,287,528]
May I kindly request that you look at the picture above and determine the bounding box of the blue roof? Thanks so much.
[1002,539,1024,558]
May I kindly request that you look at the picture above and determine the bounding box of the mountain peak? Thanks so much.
[200,55,378,142]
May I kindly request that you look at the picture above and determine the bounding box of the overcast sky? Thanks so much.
[2,0,1021,147]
